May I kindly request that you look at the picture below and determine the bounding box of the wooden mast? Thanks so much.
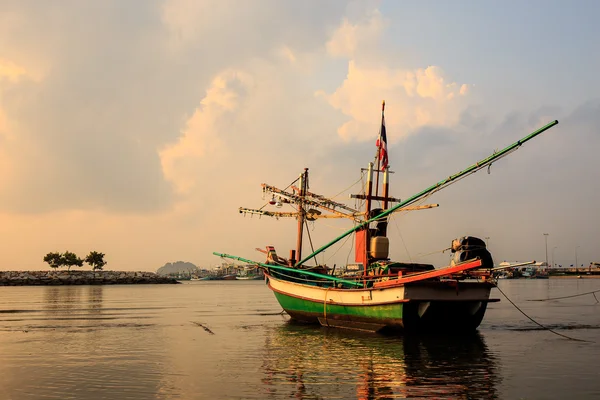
[383,168,389,210]
[362,162,374,276]
[296,168,308,264]
[374,100,385,198]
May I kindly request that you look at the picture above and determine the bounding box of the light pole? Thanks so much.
[543,233,549,267]
[552,246,558,268]
[576,246,580,272]
[485,237,490,249]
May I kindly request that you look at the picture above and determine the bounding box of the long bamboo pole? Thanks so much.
[212,252,363,287]
[295,120,559,267]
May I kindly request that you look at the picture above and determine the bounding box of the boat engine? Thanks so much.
[450,236,494,269]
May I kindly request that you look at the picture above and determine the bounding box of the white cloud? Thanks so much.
[318,61,470,142]
[319,10,471,142]
[0,59,27,83]
[326,10,386,58]
[460,84,469,96]
[159,70,253,194]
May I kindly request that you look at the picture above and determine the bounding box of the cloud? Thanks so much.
[0,59,28,83]
[318,11,472,143]
[0,1,356,216]
[326,9,386,58]
[0,1,596,273]
[0,1,479,270]
[159,70,253,195]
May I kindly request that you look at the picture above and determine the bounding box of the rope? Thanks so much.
[329,172,365,201]
[320,232,352,264]
[323,287,330,324]
[257,310,286,316]
[304,219,318,265]
[528,289,600,302]
[345,229,355,267]
[414,247,451,259]
[494,284,592,343]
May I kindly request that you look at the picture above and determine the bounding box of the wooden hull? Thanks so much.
[265,272,496,333]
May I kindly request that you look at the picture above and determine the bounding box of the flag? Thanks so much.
[376,114,388,169]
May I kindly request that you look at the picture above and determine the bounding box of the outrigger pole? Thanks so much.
[211,252,364,287]
[294,120,559,267]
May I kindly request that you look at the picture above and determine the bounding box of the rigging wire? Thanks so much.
[389,214,413,262]
[329,172,366,201]
[412,247,452,260]
[493,283,593,343]
[322,232,352,264]
[304,218,318,265]
[345,229,355,267]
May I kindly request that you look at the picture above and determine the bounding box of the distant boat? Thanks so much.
[214,104,558,333]
[236,266,265,280]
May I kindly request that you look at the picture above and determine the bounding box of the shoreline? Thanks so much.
[0,270,179,286]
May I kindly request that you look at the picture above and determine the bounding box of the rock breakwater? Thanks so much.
[0,271,179,286]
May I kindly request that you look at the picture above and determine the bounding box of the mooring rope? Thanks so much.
[494,284,593,343]
[323,287,330,325]
[528,289,600,303]
[257,310,286,316]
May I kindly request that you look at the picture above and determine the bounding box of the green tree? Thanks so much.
[85,251,107,271]
[43,252,63,269]
[62,251,83,271]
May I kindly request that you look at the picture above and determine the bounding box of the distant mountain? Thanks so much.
[156,261,199,276]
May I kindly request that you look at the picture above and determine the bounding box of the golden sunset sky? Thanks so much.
[1,0,598,271]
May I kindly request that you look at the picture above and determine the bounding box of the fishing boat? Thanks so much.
[236,265,265,280]
[215,102,558,333]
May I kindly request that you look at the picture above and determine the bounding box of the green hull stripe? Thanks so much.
[273,291,403,320]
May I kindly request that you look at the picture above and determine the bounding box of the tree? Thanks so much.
[85,251,107,271]
[43,252,63,269]
[62,251,83,271]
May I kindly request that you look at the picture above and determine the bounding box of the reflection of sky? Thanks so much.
[0,286,178,399]
[1,282,599,399]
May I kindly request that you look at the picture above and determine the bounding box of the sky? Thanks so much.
[0,0,599,272]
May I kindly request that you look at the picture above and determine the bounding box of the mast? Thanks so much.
[375,101,385,197]
[365,162,374,218]
[360,162,374,275]
[383,167,389,210]
[296,168,308,263]
[295,120,559,267]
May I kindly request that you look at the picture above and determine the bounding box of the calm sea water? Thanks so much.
[1,279,599,399]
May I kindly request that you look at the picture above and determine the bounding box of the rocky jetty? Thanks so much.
[0,270,180,286]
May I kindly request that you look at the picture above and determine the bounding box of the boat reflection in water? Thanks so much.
[261,322,499,399]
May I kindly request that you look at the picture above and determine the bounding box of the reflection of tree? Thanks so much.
[44,286,82,312]
[86,285,103,315]
[261,323,499,399]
